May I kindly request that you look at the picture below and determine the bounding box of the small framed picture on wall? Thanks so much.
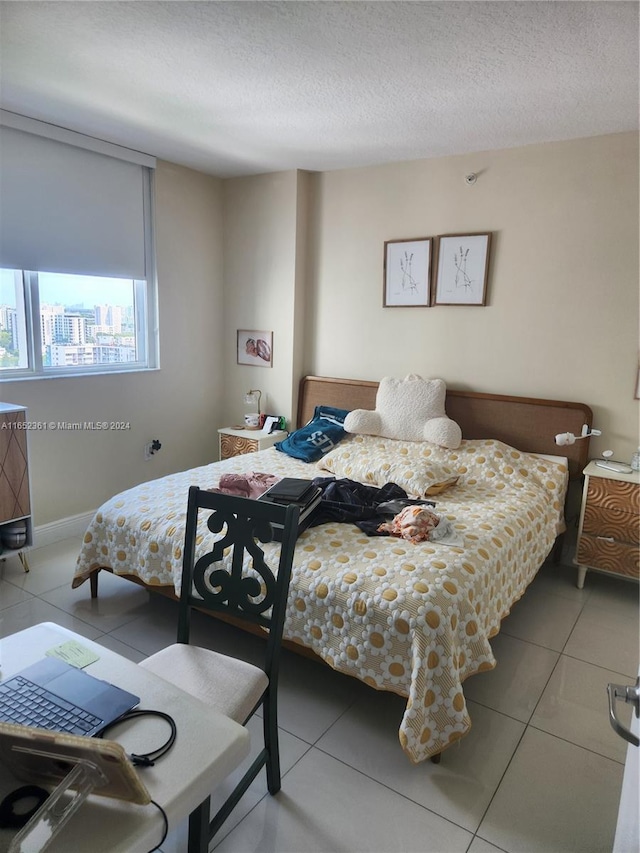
[433,233,492,306]
[237,330,273,367]
[383,237,433,307]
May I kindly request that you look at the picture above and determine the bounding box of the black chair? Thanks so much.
[139,485,300,848]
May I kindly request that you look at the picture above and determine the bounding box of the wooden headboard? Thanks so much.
[297,376,593,479]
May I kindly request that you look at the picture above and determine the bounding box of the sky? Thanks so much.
[0,270,134,308]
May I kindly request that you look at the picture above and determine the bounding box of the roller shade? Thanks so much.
[0,119,154,279]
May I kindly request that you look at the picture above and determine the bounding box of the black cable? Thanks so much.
[96,709,176,851]
[96,708,177,766]
[147,799,169,852]
[1,712,174,849]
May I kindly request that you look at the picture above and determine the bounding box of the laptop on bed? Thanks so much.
[0,657,139,736]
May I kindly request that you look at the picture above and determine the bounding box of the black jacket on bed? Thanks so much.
[308,476,435,535]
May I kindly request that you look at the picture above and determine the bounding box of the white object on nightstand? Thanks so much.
[596,460,634,474]
[596,451,633,474]
[218,426,287,460]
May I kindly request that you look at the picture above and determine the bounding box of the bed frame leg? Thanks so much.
[430,752,441,764]
[90,570,99,599]
[551,533,565,563]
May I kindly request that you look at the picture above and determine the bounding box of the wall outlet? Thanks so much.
[144,439,162,460]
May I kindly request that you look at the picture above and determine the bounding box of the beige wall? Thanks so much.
[221,170,309,427]
[2,161,225,526]
[306,132,639,461]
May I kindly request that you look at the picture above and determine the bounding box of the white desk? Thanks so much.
[0,623,250,853]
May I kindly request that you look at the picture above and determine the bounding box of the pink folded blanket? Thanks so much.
[210,472,282,499]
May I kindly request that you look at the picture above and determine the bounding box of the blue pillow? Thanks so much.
[274,405,350,462]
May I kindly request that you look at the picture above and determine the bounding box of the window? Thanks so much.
[0,112,158,379]
[0,269,27,369]
[0,270,152,374]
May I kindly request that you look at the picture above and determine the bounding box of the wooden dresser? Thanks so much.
[574,461,639,588]
[0,402,32,569]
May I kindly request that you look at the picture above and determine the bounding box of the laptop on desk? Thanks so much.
[0,657,139,736]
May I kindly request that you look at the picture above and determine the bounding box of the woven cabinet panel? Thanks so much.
[0,412,30,523]
[582,504,639,545]
[586,477,640,513]
[220,434,258,459]
[576,535,639,578]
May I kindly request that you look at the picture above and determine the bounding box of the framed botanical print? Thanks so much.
[383,237,433,307]
[433,233,492,306]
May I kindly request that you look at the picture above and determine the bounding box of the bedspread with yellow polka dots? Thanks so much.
[73,438,568,763]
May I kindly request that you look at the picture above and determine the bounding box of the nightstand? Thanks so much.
[574,461,639,589]
[218,427,287,461]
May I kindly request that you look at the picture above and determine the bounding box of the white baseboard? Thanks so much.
[33,511,95,550]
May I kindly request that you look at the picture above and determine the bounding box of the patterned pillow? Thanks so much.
[317,434,459,497]
[274,405,350,462]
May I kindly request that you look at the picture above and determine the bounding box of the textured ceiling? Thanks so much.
[0,1,637,177]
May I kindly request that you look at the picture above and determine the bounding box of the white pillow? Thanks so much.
[344,375,462,449]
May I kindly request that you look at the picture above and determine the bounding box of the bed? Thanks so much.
[72,376,592,763]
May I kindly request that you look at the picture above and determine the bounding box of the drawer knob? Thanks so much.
[596,536,615,542]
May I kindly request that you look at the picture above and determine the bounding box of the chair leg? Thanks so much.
[209,750,266,840]
[188,796,210,853]
[263,689,281,794]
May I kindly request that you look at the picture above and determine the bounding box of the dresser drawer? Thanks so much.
[576,535,639,579]
[586,477,640,514]
[582,504,639,545]
[220,434,258,460]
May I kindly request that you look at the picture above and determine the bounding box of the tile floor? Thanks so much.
[1,538,638,853]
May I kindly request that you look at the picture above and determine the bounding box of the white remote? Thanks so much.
[595,460,633,474]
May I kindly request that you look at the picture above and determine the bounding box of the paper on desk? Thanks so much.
[45,640,99,669]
